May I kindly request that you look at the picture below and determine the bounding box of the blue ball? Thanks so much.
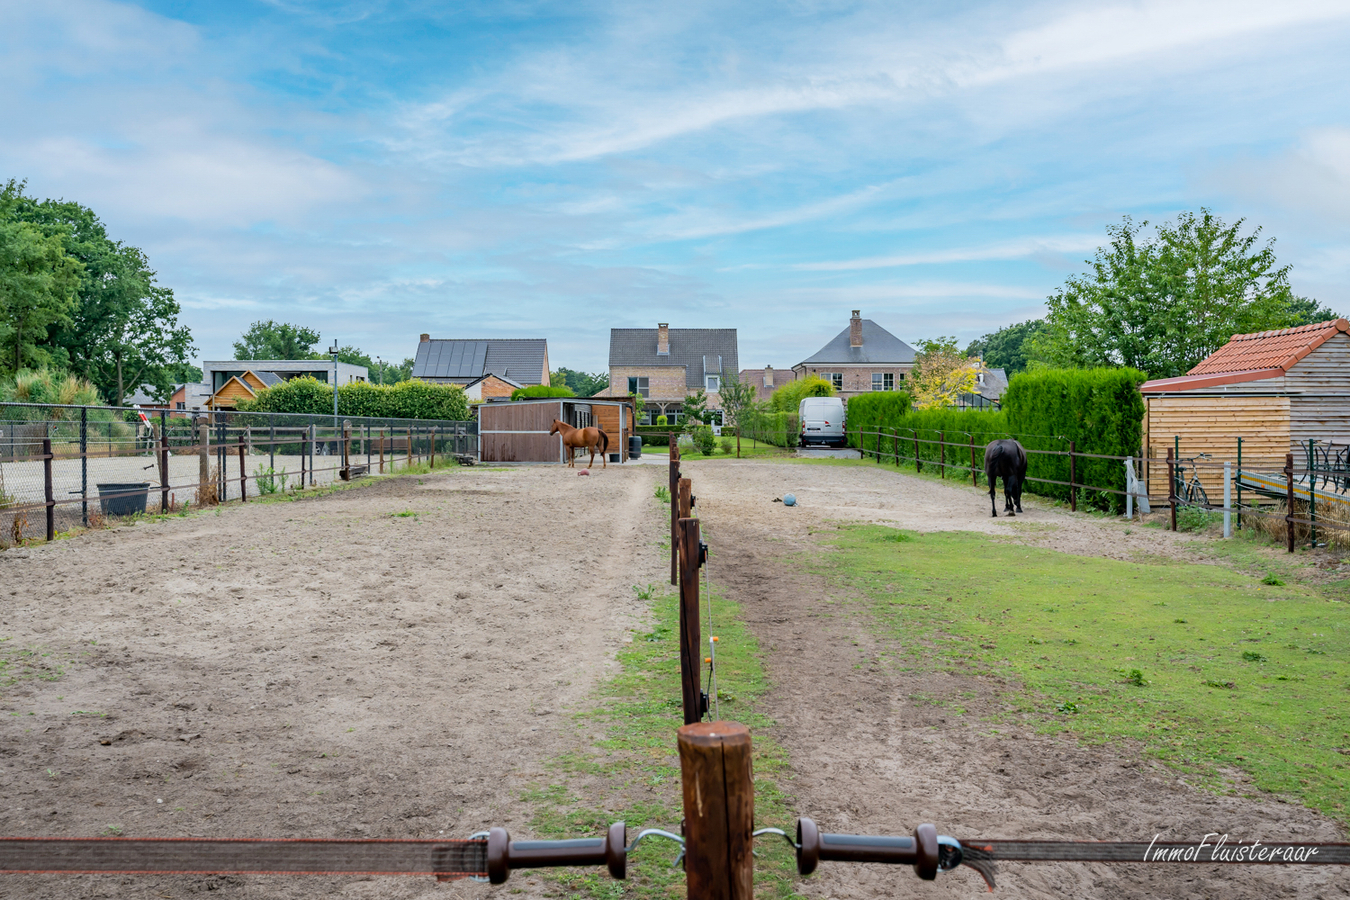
[783,493,796,507]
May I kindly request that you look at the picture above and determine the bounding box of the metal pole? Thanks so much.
[43,436,55,542]
[1285,452,1295,553]
[1236,437,1243,530]
[1308,439,1317,547]
[1224,461,1232,538]
[238,435,247,501]
[1126,458,1134,520]
[1167,447,1177,532]
[1069,440,1077,513]
[670,435,679,586]
[160,428,170,513]
[270,418,275,475]
[80,405,88,527]
[310,424,316,485]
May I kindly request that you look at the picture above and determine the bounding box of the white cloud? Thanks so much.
[792,235,1101,271]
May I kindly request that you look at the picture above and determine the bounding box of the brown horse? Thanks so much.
[550,419,610,468]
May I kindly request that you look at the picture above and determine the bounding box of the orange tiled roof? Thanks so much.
[1187,318,1350,376]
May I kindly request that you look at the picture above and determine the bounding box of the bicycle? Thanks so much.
[1173,453,1211,508]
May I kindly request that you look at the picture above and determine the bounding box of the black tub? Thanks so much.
[97,483,151,518]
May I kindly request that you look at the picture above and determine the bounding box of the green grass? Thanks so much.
[817,524,1350,824]
[0,638,68,688]
[526,587,803,900]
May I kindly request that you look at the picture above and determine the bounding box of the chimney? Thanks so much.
[764,364,773,388]
[657,323,670,356]
[849,310,863,348]
[420,333,430,342]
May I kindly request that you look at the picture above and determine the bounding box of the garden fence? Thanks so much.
[0,402,477,543]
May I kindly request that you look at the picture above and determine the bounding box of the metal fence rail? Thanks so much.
[0,402,478,544]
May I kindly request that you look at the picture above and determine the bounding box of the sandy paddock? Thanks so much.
[1,457,1346,900]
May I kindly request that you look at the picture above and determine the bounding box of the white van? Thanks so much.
[798,396,847,447]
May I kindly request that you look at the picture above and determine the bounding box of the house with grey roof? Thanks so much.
[411,334,549,387]
[792,310,915,400]
[596,323,738,425]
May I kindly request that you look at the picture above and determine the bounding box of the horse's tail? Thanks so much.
[599,428,609,455]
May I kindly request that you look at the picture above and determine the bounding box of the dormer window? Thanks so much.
[706,375,720,392]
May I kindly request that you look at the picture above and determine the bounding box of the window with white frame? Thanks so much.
[627,376,649,398]
[706,374,720,392]
[822,372,843,390]
[871,372,894,391]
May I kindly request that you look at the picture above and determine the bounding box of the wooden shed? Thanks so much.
[1140,318,1350,495]
[478,398,635,464]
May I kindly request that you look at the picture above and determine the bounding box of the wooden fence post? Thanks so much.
[341,420,352,480]
[407,427,413,469]
[198,421,211,502]
[43,436,55,542]
[160,428,170,513]
[300,428,307,488]
[969,434,977,487]
[678,721,754,900]
[1069,440,1077,513]
[669,437,680,586]
[429,425,436,470]
[379,428,385,474]
[939,430,945,479]
[678,517,703,726]
[913,430,920,474]
[238,435,248,502]
[678,477,693,520]
[1167,447,1176,532]
[1285,452,1295,553]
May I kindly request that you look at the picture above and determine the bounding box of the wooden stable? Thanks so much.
[478,398,635,464]
[1141,319,1350,496]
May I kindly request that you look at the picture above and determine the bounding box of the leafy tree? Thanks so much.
[233,320,322,361]
[965,320,1048,375]
[717,369,757,457]
[5,183,195,405]
[770,375,834,412]
[1040,210,1305,378]
[552,367,608,397]
[0,181,82,376]
[682,388,711,431]
[911,337,977,409]
[169,362,203,384]
[1285,297,1341,327]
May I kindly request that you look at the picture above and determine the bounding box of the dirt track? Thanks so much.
[0,465,666,900]
[1,457,1346,899]
[683,458,1349,899]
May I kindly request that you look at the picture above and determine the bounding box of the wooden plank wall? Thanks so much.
[593,403,633,462]
[1284,333,1350,395]
[481,433,560,463]
[1144,395,1289,496]
[479,401,562,462]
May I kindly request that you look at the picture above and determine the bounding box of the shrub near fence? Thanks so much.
[742,410,798,448]
[1002,368,1146,512]
[237,377,470,421]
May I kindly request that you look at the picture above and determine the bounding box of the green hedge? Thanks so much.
[741,410,798,448]
[238,377,470,421]
[1002,368,1146,510]
[510,385,574,400]
[846,368,1146,512]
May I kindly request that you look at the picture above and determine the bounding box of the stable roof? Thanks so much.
[1140,318,1350,393]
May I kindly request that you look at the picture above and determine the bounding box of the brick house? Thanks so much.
[792,310,915,400]
[738,366,796,403]
[596,323,738,425]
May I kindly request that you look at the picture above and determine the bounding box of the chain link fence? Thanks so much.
[0,403,477,544]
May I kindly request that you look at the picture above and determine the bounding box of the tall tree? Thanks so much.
[0,181,82,376]
[552,367,608,397]
[233,320,322,361]
[965,320,1048,375]
[1040,210,1302,378]
[9,187,194,405]
[1285,296,1341,327]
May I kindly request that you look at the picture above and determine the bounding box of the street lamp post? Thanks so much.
[377,357,384,386]
[330,340,340,425]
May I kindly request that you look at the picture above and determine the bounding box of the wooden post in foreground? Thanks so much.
[1166,447,1176,532]
[678,477,693,520]
[678,516,703,726]
[379,429,385,474]
[678,721,753,900]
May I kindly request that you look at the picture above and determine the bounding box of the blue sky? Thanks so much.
[3,0,1349,374]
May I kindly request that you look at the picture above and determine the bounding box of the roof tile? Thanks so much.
[1188,319,1350,376]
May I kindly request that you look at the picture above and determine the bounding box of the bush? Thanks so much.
[771,376,835,412]
[656,415,667,426]
[740,409,798,448]
[1,368,104,417]
[719,436,734,455]
[238,376,470,421]
[693,426,716,455]
[849,403,1009,473]
[510,384,574,400]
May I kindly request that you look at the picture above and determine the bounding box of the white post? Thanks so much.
[1224,461,1232,538]
[1126,457,1134,520]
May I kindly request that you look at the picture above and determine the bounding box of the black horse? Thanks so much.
[984,439,1027,517]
